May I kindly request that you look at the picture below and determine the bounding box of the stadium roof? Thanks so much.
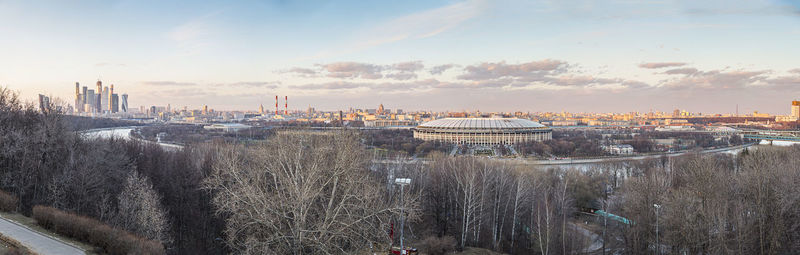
[417,118,547,129]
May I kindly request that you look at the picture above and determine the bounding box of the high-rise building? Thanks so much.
[86,89,96,112]
[101,86,109,113]
[96,80,102,113]
[121,94,128,113]
[259,104,264,114]
[792,101,800,118]
[378,103,385,115]
[38,94,50,112]
[111,94,119,113]
[108,84,114,112]
[74,82,81,113]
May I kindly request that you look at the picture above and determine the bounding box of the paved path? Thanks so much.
[0,216,85,255]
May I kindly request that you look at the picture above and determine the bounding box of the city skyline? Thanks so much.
[2,0,800,113]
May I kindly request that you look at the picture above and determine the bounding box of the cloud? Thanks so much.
[392,61,424,72]
[663,68,699,75]
[226,82,280,89]
[299,0,485,60]
[386,72,418,81]
[358,0,485,45]
[638,62,687,69]
[458,60,567,80]
[290,82,367,90]
[142,81,197,86]
[659,69,768,90]
[320,62,384,79]
[287,67,317,75]
[159,89,212,98]
[168,14,216,42]
[430,64,455,75]
[289,80,432,92]
[95,62,126,67]
[764,73,800,90]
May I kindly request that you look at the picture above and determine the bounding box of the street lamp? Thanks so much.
[395,178,412,255]
[653,204,661,255]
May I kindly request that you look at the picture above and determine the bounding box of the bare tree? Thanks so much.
[115,170,172,245]
[204,131,415,254]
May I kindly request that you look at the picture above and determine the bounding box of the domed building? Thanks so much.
[413,118,552,146]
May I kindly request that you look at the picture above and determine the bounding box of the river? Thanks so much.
[81,127,184,151]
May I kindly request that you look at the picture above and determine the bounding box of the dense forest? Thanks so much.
[1,87,799,254]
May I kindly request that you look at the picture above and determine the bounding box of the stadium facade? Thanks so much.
[413,118,552,145]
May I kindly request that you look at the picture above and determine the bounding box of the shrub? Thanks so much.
[0,190,18,212]
[32,206,164,255]
[420,235,456,255]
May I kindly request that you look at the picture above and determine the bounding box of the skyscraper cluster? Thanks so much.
[74,80,128,114]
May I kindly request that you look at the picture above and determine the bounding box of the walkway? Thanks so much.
[0,216,85,255]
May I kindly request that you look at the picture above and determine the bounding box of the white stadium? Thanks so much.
[413,118,552,145]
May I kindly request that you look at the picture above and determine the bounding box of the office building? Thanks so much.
[111,94,119,113]
[121,94,128,113]
[38,94,50,112]
[74,82,81,113]
[793,101,800,118]
[96,80,102,113]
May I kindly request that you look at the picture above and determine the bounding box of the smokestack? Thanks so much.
[285,96,288,115]
[275,95,279,115]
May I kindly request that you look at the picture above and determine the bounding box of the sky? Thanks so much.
[1,0,799,114]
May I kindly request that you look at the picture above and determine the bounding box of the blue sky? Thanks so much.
[1,0,799,114]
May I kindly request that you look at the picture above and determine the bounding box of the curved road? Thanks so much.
[0,216,85,255]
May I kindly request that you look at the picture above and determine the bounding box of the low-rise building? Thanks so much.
[603,144,634,155]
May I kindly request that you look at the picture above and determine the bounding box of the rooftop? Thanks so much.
[417,118,547,129]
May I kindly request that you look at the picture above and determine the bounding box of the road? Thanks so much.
[0,216,85,255]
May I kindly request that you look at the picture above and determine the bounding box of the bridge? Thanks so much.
[741,130,800,142]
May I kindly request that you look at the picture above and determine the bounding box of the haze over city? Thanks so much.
[2,0,800,113]
[5,1,800,255]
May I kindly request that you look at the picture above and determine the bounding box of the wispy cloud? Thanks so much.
[638,62,686,69]
[142,81,197,86]
[95,62,127,67]
[299,0,486,60]
[430,64,456,75]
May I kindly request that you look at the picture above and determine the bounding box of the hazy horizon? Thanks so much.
[2,0,800,114]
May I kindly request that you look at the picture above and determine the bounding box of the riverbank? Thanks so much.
[519,143,756,165]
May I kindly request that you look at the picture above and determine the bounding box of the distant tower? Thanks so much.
[74,82,81,113]
[285,96,288,115]
[95,80,102,113]
[121,94,128,113]
[111,94,119,113]
[259,104,264,114]
[275,95,279,115]
[378,103,385,115]
[792,101,800,118]
[108,84,114,112]
[101,86,109,113]
[81,86,87,103]
[38,94,50,112]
